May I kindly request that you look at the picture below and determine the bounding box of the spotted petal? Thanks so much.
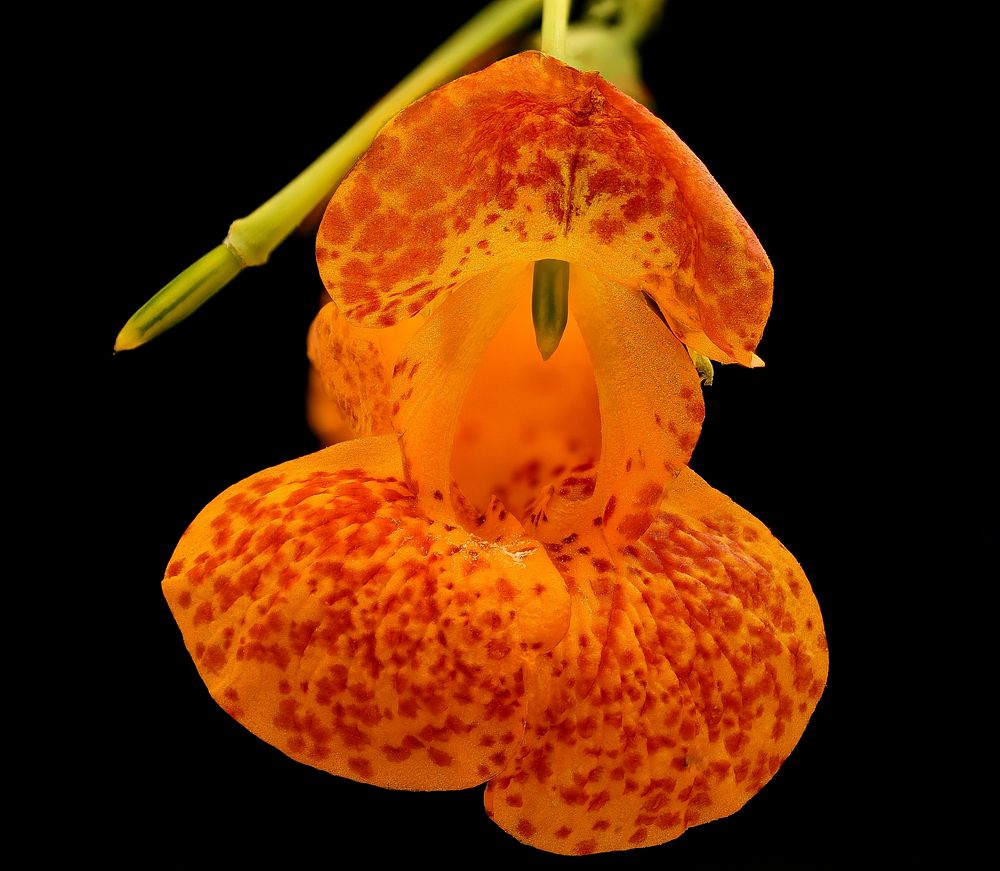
[162,435,570,789]
[317,51,772,365]
[307,301,423,441]
[484,467,827,854]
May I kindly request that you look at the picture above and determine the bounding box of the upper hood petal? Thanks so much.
[318,51,772,365]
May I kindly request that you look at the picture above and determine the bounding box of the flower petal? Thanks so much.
[307,302,423,441]
[484,467,827,854]
[162,435,570,789]
[306,366,355,446]
[550,269,703,549]
[390,264,528,524]
[317,51,771,365]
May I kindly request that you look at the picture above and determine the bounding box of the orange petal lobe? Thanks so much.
[550,270,702,549]
[317,51,771,365]
[163,436,570,789]
[484,467,827,854]
[306,366,354,446]
[391,264,527,520]
[307,302,423,442]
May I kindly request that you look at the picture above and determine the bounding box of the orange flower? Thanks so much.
[163,52,826,855]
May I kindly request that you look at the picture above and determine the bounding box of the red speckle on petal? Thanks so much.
[428,746,453,767]
[517,819,536,838]
[348,757,373,779]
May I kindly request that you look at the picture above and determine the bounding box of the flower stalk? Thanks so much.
[115,0,544,351]
[540,0,571,60]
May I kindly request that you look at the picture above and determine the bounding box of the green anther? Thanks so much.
[532,259,570,361]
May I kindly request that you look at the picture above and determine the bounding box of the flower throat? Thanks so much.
[451,267,601,532]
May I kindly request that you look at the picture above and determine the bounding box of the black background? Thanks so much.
[98,2,887,866]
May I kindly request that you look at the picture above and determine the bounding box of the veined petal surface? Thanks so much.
[484,468,827,854]
[163,436,570,789]
[318,51,771,365]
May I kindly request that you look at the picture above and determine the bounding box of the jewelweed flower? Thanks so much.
[163,52,826,855]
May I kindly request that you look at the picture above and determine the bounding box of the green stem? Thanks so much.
[116,245,243,351]
[116,0,543,351]
[541,0,571,60]
[532,259,570,360]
